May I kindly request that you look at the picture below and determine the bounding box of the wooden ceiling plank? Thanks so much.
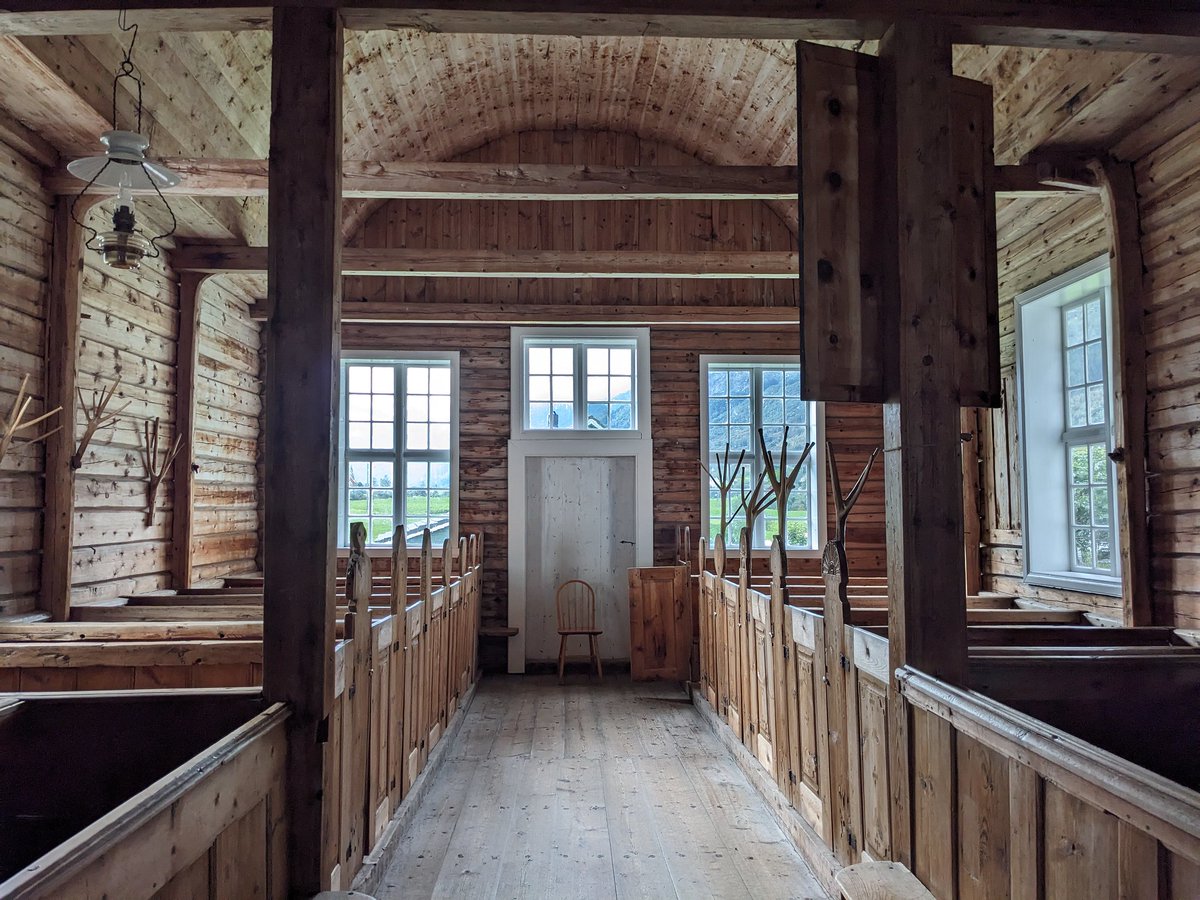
[172,246,800,278]
[47,159,802,198]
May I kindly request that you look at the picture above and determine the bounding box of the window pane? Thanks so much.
[708,399,728,425]
[529,347,551,374]
[729,369,752,397]
[1070,445,1090,484]
[370,519,392,544]
[1064,305,1084,345]
[372,490,393,516]
[430,462,451,489]
[1090,443,1109,483]
[730,397,752,424]
[1072,488,1091,526]
[552,346,573,372]
[1093,486,1110,527]
[587,347,608,375]
[761,425,785,454]
[1067,388,1087,428]
[529,403,551,429]
[407,394,429,422]
[552,375,573,402]
[552,403,574,428]
[587,376,607,402]
[348,394,371,420]
[347,489,367,516]
[762,370,783,396]
[709,425,728,452]
[587,403,609,428]
[611,348,632,376]
[406,491,428,516]
[1066,346,1085,387]
[1085,298,1102,340]
[372,366,394,393]
[529,375,551,402]
[348,461,369,487]
[372,422,394,450]
[429,423,451,450]
[611,376,632,401]
[409,366,428,393]
[762,397,784,424]
[1085,340,1104,383]
[1095,529,1112,570]
[784,370,801,395]
[1074,528,1094,567]
[407,423,429,450]
[371,461,393,488]
[1087,384,1106,425]
[429,367,451,394]
[785,399,806,425]
[729,425,752,450]
[708,370,728,397]
[372,394,394,421]
[429,489,450,519]
[407,461,428,489]
[348,422,371,449]
[430,395,451,423]
[348,366,371,393]
[611,403,632,429]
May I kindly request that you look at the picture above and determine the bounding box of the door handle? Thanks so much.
[619,540,634,545]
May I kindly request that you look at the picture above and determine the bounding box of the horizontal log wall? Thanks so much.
[0,129,50,616]
[192,276,262,583]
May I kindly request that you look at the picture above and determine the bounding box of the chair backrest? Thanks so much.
[556,580,596,632]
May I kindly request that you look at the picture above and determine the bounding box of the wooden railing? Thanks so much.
[694,533,1200,897]
[0,530,484,897]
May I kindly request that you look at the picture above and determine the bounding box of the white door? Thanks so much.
[523,455,636,663]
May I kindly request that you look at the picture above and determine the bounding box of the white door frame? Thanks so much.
[506,438,654,674]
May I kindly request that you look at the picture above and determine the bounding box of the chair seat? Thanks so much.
[559,628,603,636]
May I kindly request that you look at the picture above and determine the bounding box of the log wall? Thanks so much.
[0,129,51,616]
[192,276,262,583]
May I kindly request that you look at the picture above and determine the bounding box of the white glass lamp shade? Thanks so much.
[66,130,181,190]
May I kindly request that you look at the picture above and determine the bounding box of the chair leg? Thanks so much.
[558,635,567,684]
[590,635,603,681]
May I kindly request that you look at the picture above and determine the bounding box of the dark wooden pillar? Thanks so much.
[879,21,968,871]
[171,271,209,590]
[262,7,343,896]
[39,196,98,621]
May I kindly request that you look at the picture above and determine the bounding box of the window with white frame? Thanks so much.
[1017,258,1120,593]
[519,334,640,432]
[340,358,456,548]
[701,358,823,552]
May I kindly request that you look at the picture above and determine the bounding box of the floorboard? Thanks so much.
[377,676,828,900]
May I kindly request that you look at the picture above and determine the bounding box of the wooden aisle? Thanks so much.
[376,677,828,900]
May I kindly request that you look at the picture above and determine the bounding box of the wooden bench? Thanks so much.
[835,862,934,899]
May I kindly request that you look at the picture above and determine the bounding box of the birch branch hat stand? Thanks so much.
[0,374,62,467]
[823,442,880,624]
[699,442,748,544]
[139,416,183,526]
[71,377,130,469]
[758,425,815,548]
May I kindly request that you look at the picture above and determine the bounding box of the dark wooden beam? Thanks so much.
[47,160,800,200]
[1,2,1199,53]
[39,196,99,621]
[1090,157,1152,627]
[879,20,969,881]
[261,7,342,896]
[170,271,210,591]
[172,247,799,278]
[246,300,800,324]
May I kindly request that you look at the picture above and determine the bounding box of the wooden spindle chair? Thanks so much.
[555,579,603,683]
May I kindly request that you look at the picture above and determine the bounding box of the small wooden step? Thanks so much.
[835,862,934,900]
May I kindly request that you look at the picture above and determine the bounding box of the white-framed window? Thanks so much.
[700,356,825,553]
[339,354,458,549]
[1017,257,1120,594]
[511,327,651,438]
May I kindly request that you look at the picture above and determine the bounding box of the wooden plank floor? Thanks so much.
[377,676,828,899]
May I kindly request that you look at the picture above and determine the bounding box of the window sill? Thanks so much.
[1025,570,1122,598]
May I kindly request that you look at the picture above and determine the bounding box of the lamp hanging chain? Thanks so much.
[113,6,143,134]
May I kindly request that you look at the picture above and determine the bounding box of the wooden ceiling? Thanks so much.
[7,30,1200,249]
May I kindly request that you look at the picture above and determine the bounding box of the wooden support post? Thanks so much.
[879,19,969,870]
[961,410,982,597]
[261,7,343,897]
[171,271,208,590]
[1089,157,1152,626]
[39,195,98,621]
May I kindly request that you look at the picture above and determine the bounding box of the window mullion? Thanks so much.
[397,363,406,544]
[575,343,585,430]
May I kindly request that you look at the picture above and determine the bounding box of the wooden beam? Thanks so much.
[47,160,800,200]
[994,162,1103,199]
[1089,157,1152,627]
[172,247,799,278]
[0,36,109,156]
[39,196,99,622]
[261,7,342,897]
[878,19,968,874]
[1,2,1200,53]
[246,300,799,324]
[170,272,210,591]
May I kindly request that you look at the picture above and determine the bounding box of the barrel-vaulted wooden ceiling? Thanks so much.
[5,29,1200,248]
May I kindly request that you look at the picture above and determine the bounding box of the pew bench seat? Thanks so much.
[835,861,934,900]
